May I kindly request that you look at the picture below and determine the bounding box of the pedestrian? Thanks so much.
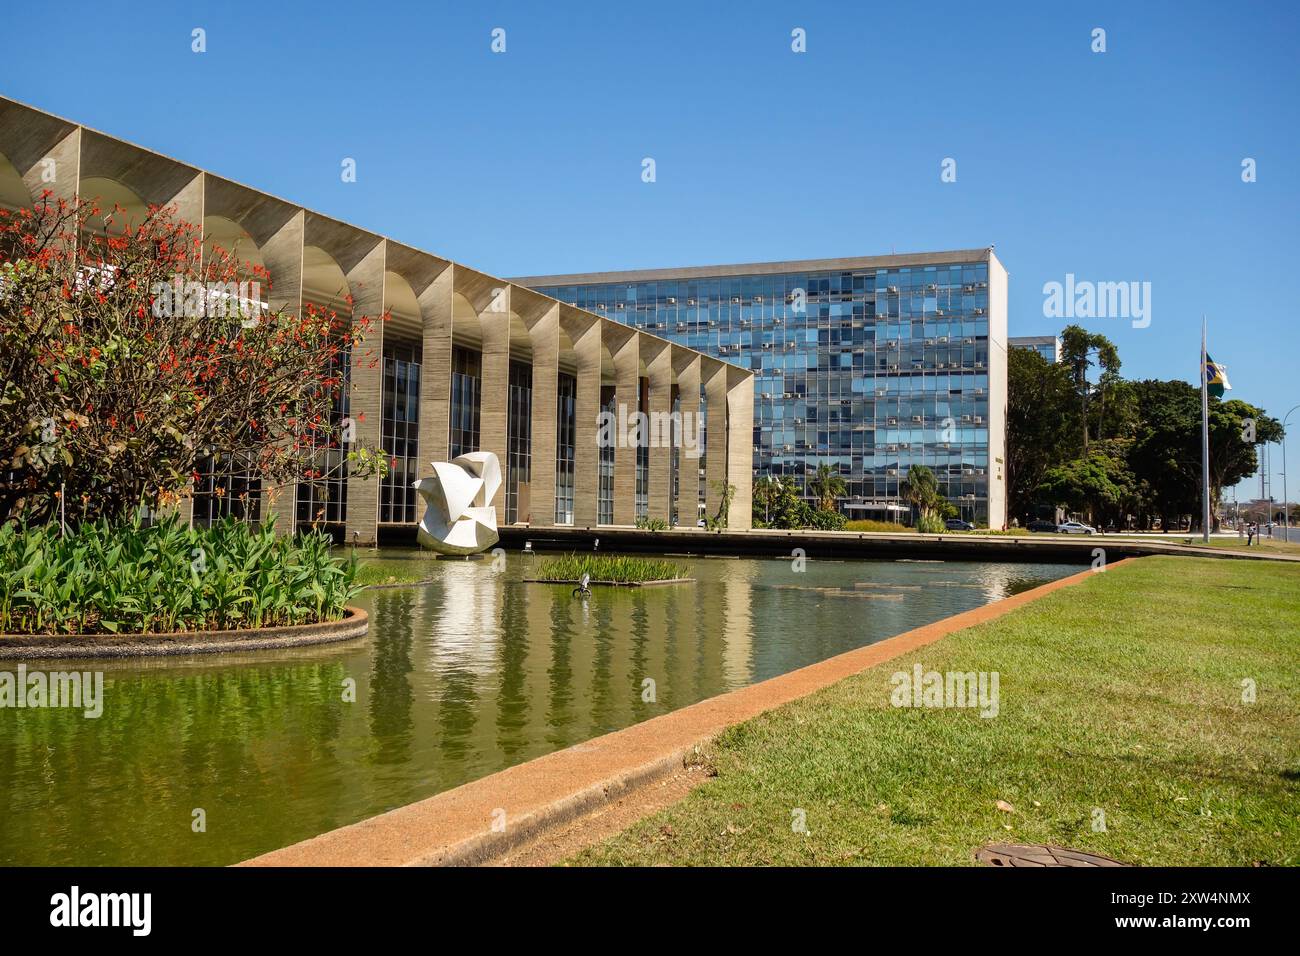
[1247,522,1256,546]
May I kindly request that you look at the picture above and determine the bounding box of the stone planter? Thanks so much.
[0,607,369,660]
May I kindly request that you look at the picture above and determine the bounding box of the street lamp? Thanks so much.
[1282,404,1300,543]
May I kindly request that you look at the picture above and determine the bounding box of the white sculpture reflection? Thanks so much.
[414,451,501,555]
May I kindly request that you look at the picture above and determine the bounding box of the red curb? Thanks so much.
[241,559,1128,866]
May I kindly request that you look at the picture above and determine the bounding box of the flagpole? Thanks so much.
[1201,316,1211,543]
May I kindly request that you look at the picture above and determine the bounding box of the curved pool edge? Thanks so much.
[240,560,1130,867]
[0,607,369,661]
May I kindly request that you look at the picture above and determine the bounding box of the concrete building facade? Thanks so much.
[0,97,753,541]
[514,250,1009,528]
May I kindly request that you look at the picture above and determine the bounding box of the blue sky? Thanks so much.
[2,0,1297,496]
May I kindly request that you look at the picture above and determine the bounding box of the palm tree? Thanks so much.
[901,464,940,519]
[808,463,847,513]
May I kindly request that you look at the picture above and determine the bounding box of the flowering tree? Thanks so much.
[0,194,386,524]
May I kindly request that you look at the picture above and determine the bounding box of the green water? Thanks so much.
[0,551,1081,865]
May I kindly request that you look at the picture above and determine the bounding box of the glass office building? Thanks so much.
[1009,335,1061,363]
[515,250,1008,527]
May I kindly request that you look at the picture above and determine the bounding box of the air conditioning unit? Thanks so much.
[887,285,900,294]
[927,283,938,291]
[731,296,741,304]
[875,389,887,397]
[976,468,985,475]
[973,416,984,424]
[687,298,696,306]
[708,319,717,327]
[666,296,677,304]
[615,302,625,310]
[900,443,911,449]
[761,342,772,349]
[939,442,950,449]
[974,387,985,395]
[963,284,975,293]
[887,417,898,425]
[938,335,949,343]
[937,362,947,369]
[887,469,898,476]
[761,392,772,399]
[974,308,986,316]
[977,281,987,289]
[974,361,985,369]
[963,468,975,476]
[676,322,686,329]
[886,444,898,451]
[911,415,923,423]
[783,392,794,398]
[925,338,935,345]
[961,415,972,422]
[754,295,764,303]
[935,309,946,316]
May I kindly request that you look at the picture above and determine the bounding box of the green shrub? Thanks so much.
[844,519,911,533]
[532,552,686,583]
[916,513,947,534]
[0,515,358,635]
[635,516,669,531]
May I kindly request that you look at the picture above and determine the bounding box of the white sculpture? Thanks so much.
[413,451,501,555]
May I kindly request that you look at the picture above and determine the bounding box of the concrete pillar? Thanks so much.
[23,126,80,205]
[672,349,702,528]
[526,305,560,526]
[461,271,510,510]
[343,241,386,546]
[703,359,729,524]
[258,209,306,534]
[417,265,454,465]
[167,171,204,529]
[727,365,754,531]
[606,326,640,527]
[643,337,673,524]
[561,307,601,528]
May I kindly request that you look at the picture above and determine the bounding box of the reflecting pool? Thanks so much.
[0,551,1082,865]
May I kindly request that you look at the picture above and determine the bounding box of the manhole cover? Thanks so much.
[975,843,1127,867]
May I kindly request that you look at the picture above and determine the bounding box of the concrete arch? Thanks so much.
[451,291,482,350]
[78,175,147,236]
[383,269,420,341]
[302,245,351,312]
[0,151,31,211]
[202,214,266,273]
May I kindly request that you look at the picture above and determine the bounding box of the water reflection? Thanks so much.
[0,553,1081,865]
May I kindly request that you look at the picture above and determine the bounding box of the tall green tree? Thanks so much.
[1006,346,1076,519]
[1060,324,1121,454]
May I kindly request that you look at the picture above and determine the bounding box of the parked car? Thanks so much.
[945,519,975,531]
[1026,519,1059,532]
[1057,520,1096,535]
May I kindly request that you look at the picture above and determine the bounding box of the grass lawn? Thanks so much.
[570,556,1300,866]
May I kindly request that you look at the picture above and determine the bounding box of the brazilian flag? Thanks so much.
[1205,353,1231,399]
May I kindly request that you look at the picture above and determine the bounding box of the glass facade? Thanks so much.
[295,345,351,527]
[449,346,481,460]
[532,258,995,524]
[192,454,260,526]
[554,372,576,524]
[506,360,532,524]
[380,342,421,524]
